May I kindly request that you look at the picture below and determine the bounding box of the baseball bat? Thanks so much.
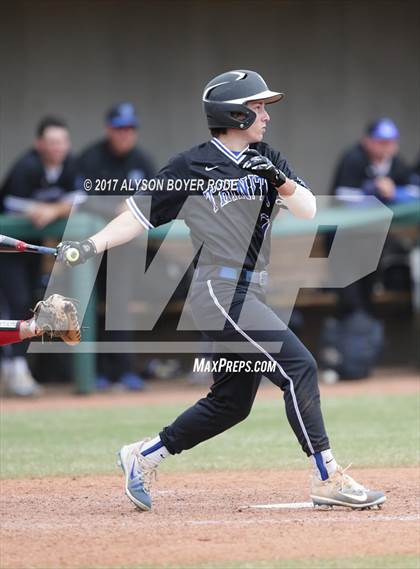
[0,234,81,264]
[0,234,57,255]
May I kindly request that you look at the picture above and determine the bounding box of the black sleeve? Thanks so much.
[126,152,190,229]
[139,150,157,179]
[0,154,34,199]
[414,156,420,177]
[59,155,78,194]
[390,155,412,185]
[74,151,88,193]
[75,147,97,189]
[331,148,367,193]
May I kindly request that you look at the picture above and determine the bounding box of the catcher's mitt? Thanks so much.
[32,294,81,346]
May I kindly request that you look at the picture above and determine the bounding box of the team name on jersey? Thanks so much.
[203,174,269,213]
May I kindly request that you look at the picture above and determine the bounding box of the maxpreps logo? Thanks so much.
[203,174,269,213]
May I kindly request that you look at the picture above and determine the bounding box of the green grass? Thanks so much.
[1,393,419,479]
[192,556,420,569]
[98,555,420,569]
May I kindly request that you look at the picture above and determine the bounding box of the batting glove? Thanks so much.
[57,239,97,266]
[242,149,287,188]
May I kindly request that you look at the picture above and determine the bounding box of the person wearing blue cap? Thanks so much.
[77,102,155,199]
[320,119,414,382]
[331,118,411,204]
[76,102,156,391]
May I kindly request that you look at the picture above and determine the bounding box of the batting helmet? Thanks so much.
[203,70,284,130]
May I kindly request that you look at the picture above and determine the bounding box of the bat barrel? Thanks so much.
[0,235,24,252]
[0,234,57,255]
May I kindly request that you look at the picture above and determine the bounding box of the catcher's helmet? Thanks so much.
[203,70,284,130]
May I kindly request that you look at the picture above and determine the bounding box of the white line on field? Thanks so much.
[188,514,420,525]
[248,502,313,509]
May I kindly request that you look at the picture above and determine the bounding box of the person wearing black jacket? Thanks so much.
[0,116,77,396]
[76,102,156,391]
[331,118,412,316]
[1,116,77,223]
[331,118,411,206]
[77,102,155,218]
[319,119,414,384]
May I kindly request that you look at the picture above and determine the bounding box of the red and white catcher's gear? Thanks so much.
[0,321,22,346]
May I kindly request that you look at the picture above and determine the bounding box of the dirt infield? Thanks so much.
[1,468,419,569]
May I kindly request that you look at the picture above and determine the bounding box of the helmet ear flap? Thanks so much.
[239,109,256,129]
[204,101,256,130]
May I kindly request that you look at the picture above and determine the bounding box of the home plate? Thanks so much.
[243,502,314,510]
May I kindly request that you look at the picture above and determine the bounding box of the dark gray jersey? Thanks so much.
[126,138,309,270]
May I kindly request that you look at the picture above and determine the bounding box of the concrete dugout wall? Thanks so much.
[1,0,419,192]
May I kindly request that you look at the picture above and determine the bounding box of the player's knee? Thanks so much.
[221,399,252,424]
[308,353,318,373]
[233,401,253,423]
[302,352,318,381]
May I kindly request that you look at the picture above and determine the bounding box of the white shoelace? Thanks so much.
[336,464,368,492]
[135,444,158,492]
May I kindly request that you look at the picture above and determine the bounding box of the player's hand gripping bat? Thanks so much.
[0,234,94,265]
[56,239,97,266]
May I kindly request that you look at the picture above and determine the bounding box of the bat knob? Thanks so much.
[65,248,80,263]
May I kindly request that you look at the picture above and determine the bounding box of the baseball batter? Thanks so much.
[57,70,385,510]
